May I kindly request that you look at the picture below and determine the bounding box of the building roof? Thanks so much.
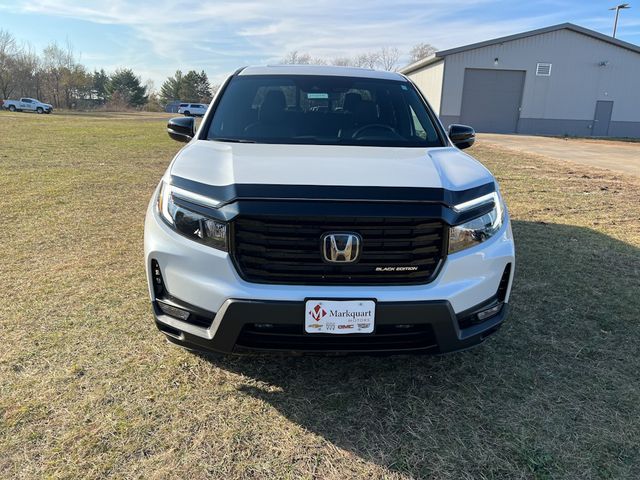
[400,23,640,75]
[399,54,443,75]
[239,65,407,81]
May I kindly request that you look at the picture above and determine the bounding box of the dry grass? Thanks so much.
[1,111,639,479]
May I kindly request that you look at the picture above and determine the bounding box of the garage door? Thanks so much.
[460,69,525,134]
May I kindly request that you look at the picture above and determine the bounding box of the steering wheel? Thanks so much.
[352,124,397,138]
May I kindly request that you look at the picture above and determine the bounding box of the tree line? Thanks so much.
[1,27,435,110]
[0,29,216,110]
[280,43,437,71]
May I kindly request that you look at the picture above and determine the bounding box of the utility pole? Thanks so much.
[609,3,631,38]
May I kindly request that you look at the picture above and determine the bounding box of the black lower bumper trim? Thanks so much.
[235,322,439,353]
[153,298,508,355]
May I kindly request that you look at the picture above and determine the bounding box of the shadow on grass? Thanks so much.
[198,220,640,478]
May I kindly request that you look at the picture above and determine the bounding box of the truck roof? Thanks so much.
[239,65,407,81]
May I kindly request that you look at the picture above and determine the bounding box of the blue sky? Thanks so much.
[1,0,638,89]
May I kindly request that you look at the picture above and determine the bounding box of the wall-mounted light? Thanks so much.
[494,57,499,66]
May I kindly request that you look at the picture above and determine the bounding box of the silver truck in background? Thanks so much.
[2,97,53,114]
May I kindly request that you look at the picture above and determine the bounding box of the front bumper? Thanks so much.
[153,297,509,355]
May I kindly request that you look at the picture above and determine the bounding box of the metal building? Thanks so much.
[400,23,640,138]
[164,101,183,113]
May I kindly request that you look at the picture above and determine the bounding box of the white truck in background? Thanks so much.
[177,103,208,117]
[2,97,53,114]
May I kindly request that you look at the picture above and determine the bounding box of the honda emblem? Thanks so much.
[321,232,361,263]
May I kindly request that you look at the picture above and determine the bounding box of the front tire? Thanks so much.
[184,111,190,117]
[36,107,43,114]
[8,105,16,112]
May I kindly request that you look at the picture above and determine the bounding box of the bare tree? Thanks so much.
[353,52,380,69]
[281,50,309,65]
[0,30,18,98]
[281,50,326,65]
[409,42,437,63]
[331,57,353,67]
[144,78,155,96]
[38,41,92,108]
[13,47,40,98]
[378,47,400,71]
[41,43,69,107]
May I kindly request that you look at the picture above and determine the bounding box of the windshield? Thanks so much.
[206,75,443,147]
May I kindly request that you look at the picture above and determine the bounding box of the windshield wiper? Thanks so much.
[210,137,256,143]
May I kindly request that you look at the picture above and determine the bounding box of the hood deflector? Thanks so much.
[170,175,495,208]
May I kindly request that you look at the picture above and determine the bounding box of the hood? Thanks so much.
[169,141,494,193]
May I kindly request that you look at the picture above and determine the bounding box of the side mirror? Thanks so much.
[448,124,475,150]
[168,117,195,143]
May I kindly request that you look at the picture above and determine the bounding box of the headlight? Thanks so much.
[157,182,227,251]
[448,192,504,254]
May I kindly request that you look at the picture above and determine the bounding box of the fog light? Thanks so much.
[477,303,503,321]
[151,259,165,297]
[157,300,190,321]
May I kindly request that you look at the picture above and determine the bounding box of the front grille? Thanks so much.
[236,323,438,353]
[232,216,446,285]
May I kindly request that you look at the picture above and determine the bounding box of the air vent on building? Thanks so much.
[536,63,552,76]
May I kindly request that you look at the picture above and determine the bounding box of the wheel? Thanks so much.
[36,107,43,114]
[184,111,190,116]
[8,105,16,112]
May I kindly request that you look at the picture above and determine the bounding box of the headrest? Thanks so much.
[343,92,362,112]
[260,89,286,119]
[354,101,378,124]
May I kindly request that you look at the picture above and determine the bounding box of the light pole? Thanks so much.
[609,3,631,38]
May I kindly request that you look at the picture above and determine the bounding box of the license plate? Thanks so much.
[305,300,375,334]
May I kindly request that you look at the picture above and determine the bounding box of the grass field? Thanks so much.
[1,111,639,479]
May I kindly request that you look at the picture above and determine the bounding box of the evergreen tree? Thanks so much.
[107,68,147,107]
[92,69,109,101]
[195,70,212,102]
[159,70,183,104]
[180,70,200,102]
[160,69,212,104]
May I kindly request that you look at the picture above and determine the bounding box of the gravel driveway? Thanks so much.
[478,133,640,178]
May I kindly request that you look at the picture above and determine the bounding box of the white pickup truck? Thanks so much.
[146,65,515,356]
[3,97,53,114]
